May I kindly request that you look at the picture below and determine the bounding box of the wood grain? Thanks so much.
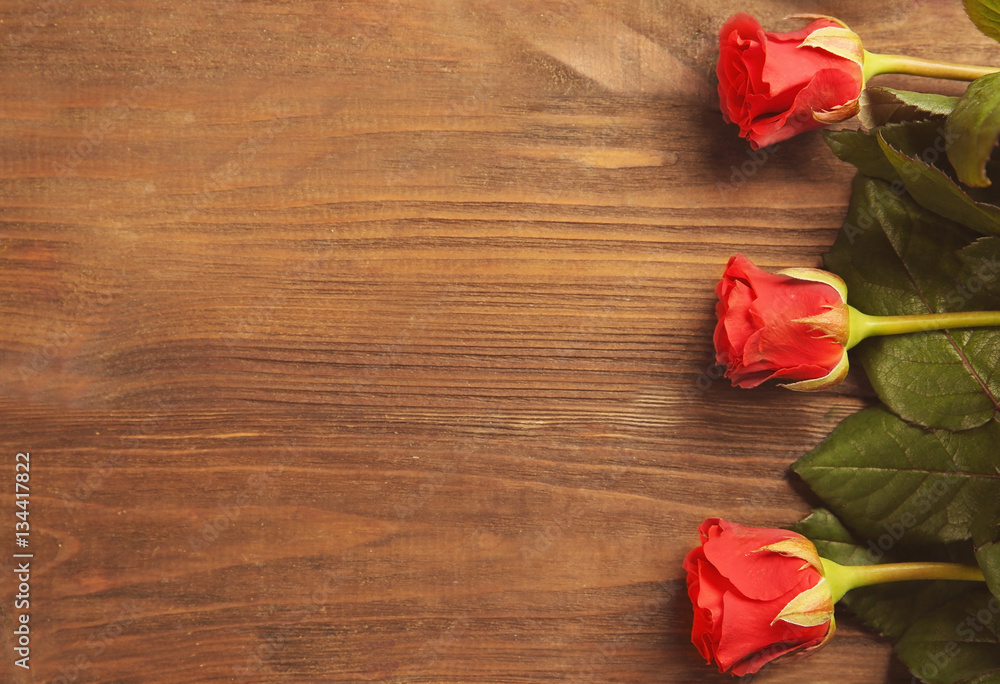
[1,0,995,681]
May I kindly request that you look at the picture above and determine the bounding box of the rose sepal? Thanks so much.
[813,99,861,124]
[799,26,864,68]
[772,578,836,627]
[777,267,848,301]
[757,536,825,572]
[786,14,851,29]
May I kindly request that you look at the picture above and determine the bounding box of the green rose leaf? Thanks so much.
[976,541,1000,602]
[946,72,1000,188]
[824,121,948,183]
[965,0,1000,43]
[823,128,900,181]
[795,508,875,567]
[859,87,959,129]
[894,589,1000,684]
[973,510,1000,603]
[877,127,1000,238]
[823,120,1000,236]
[826,177,1000,430]
[959,237,1000,300]
[793,407,1000,547]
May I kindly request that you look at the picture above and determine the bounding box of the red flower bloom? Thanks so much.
[683,518,835,676]
[714,254,849,390]
[717,13,864,148]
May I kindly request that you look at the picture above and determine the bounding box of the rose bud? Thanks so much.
[682,518,836,676]
[713,254,850,391]
[712,254,1000,391]
[717,13,864,149]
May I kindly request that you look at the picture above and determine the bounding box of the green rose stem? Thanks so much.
[822,558,986,603]
[863,49,999,82]
[845,307,1000,350]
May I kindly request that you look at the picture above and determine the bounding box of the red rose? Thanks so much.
[714,254,849,390]
[683,518,835,676]
[717,13,864,148]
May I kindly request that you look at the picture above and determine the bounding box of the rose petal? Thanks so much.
[759,26,858,96]
[700,520,815,600]
[684,553,730,662]
[729,631,829,676]
[748,67,863,147]
[721,280,757,351]
[714,588,830,673]
[732,362,844,389]
[742,286,845,372]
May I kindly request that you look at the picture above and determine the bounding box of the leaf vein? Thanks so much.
[804,465,1000,479]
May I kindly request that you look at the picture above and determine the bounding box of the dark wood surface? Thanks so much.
[2,1,996,681]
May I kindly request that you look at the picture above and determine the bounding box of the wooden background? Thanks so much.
[1,0,996,681]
